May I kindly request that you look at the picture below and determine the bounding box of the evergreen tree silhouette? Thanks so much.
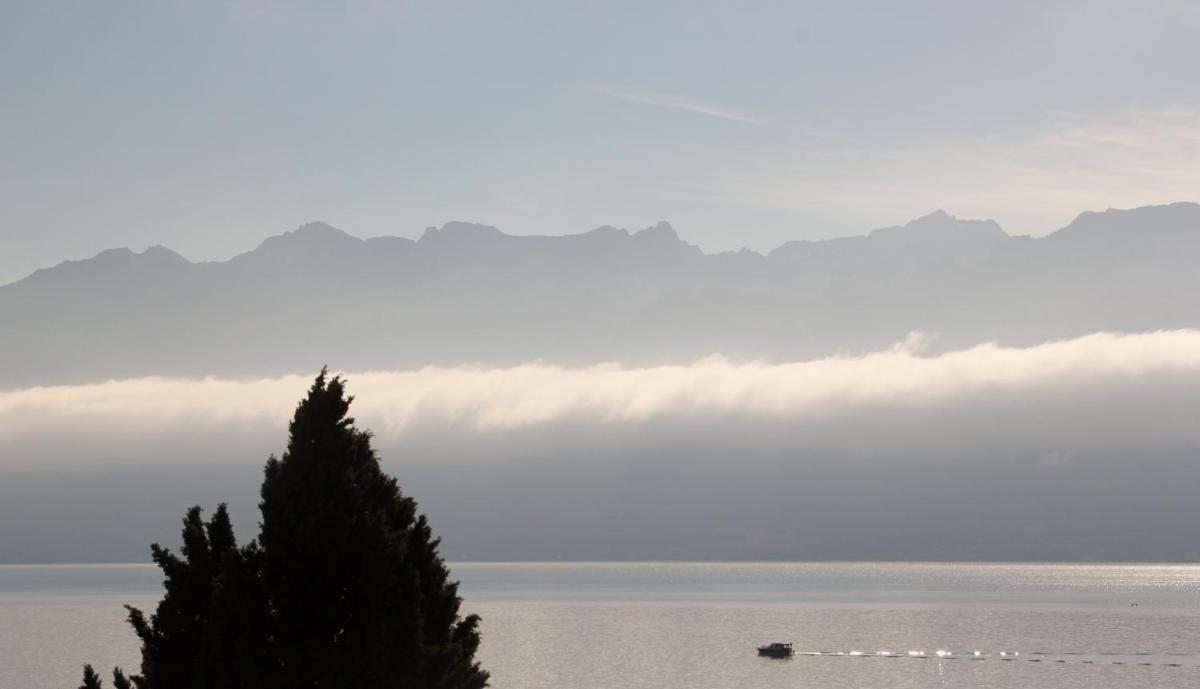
[259,369,487,688]
[77,369,487,689]
[79,666,102,689]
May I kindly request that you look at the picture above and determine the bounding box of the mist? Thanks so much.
[3,330,1198,562]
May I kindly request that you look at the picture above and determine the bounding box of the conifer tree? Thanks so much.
[75,665,131,689]
[124,504,262,688]
[259,369,487,688]
[79,665,102,689]
[75,369,487,689]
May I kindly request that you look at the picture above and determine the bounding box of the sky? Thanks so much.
[2,0,1199,285]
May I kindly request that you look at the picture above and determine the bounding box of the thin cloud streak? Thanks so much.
[593,86,770,126]
[706,103,1200,237]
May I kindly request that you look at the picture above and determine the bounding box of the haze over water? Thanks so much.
[6,561,1199,689]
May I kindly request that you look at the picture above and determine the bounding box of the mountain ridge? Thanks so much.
[3,201,1198,388]
[11,202,1200,288]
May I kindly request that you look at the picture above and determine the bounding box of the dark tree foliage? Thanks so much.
[77,665,130,689]
[259,370,487,688]
[79,665,102,689]
[77,369,487,689]
[123,503,271,688]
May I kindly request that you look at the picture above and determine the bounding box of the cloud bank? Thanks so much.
[4,330,1200,471]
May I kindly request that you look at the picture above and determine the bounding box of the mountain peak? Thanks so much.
[632,221,681,243]
[292,221,350,239]
[919,209,952,221]
[870,210,1007,243]
[905,209,971,229]
[250,222,361,257]
[419,222,506,245]
[628,221,703,258]
[141,245,189,264]
[88,244,189,266]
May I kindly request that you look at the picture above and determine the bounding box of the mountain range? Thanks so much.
[4,202,1200,562]
[4,202,1199,387]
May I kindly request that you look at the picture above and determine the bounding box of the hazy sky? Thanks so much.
[2,0,1199,284]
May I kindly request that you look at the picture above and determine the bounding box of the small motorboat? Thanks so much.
[757,642,794,658]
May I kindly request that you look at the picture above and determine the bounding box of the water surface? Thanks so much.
[4,562,1199,688]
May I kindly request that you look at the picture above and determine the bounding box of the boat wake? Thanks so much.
[786,649,1199,669]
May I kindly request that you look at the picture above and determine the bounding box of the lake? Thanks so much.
[4,561,1200,688]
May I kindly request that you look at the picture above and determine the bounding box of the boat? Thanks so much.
[757,642,794,658]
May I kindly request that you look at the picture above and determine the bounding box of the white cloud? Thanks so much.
[3,330,1200,470]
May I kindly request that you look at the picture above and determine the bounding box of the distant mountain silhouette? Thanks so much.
[3,202,1199,386]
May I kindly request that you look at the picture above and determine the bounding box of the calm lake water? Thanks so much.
[4,562,1200,688]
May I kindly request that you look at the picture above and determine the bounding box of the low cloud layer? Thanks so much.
[5,330,1200,561]
[4,330,1200,471]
